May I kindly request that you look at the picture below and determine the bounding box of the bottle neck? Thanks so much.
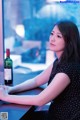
[6,55,10,58]
[6,49,10,58]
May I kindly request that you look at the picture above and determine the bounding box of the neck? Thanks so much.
[56,51,63,60]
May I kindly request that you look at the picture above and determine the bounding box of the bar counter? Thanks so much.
[0,71,43,120]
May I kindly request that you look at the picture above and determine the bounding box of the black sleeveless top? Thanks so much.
[48,59,80,120]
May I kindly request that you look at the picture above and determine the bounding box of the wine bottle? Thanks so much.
[4,48,13,85]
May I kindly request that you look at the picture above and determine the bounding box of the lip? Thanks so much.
[50,43,56,46]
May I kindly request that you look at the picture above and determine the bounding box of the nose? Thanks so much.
[49,35,55,42]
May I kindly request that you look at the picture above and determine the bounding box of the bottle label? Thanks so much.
[4,69,12,80]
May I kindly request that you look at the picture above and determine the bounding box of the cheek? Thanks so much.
[58,41,65,50]
[53,39,65,51]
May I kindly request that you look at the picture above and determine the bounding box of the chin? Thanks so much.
[50,47,56,51]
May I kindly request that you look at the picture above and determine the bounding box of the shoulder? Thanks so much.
[58,62,80,71]
[56,62,80,81]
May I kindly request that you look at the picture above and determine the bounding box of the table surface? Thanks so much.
[0,71,43,120]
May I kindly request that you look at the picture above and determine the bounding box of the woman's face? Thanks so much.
[49,25,65,54]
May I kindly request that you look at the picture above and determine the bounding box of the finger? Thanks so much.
[2,85,8,90]
[0,84,3,88]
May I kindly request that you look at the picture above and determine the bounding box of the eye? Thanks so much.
[50,32,54,35]
[57,35,62,38]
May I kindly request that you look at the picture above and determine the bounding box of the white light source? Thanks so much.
[15,24,25,37]
[36,4,66,18]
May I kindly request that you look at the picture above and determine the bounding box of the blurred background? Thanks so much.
[3,0,80,73]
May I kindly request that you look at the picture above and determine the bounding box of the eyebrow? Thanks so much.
[52,31,62,35]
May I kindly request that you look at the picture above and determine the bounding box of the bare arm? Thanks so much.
[8,63,53,93]
[0,73,70,106]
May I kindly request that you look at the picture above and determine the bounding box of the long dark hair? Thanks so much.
[56,20,80,63]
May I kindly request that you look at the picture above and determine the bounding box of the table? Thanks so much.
[0,71,43,120]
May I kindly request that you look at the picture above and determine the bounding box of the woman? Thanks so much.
[0,20,80,120]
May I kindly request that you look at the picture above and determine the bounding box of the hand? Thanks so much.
[1,85,12,94]
[0,87,7,100]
